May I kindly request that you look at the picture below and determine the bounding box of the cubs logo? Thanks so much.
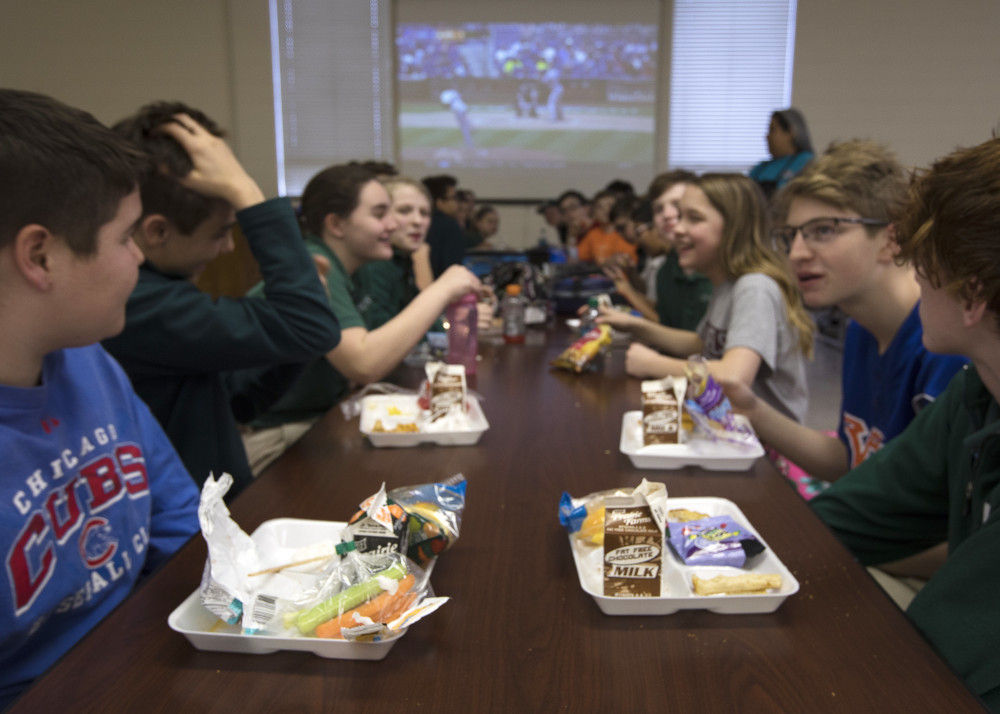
[79,518,117,569]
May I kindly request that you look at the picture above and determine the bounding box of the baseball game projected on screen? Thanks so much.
[396,22,657,197]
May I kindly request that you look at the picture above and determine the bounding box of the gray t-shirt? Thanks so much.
[697,273,808,422]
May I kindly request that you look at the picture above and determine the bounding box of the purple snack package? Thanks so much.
[668,515,765,568]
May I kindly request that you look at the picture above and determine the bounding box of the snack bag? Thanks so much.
[683,355,757,447]
[346,483,410,557]
[641,377,687,445]
[559,491,606,546]
[667,514,766,568]
[551,324,612,373]
[388,474,467,566]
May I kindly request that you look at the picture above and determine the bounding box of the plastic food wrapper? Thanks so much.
[340,382,416,420]
[282,550,441,641]
[197,474,446,640]
[683,356,757,448]
[559,479,667,549]
[551,324,613,373]
[346,483,410,557]
[389,474,467,566]
[667,514,765,568]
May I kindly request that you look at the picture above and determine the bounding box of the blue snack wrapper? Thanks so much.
[558,491,586,534]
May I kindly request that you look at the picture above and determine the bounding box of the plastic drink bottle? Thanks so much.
[502,284,526,344]
[580,296,602,334]
[446,292,478,373]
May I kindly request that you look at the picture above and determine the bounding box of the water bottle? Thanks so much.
[502,284,526,344]
[446,292,478,374]
[579,294,611,335]
[566,234,579,263]
[580,296,602,334]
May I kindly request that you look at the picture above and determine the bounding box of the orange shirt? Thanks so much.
[577,225,638,264]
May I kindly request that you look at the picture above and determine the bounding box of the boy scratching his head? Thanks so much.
[102,102,340,496]
[0,89,200,708]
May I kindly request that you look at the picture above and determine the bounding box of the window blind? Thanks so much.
[668,0,796,173]
[271,0,394,196]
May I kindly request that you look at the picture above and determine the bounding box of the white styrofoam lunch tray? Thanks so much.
[168,518,401,660]
[570,497,799,615]
[619,411,764,471]
[359,394,488,447]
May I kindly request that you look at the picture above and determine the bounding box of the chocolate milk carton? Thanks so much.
[603,480,668,597]
[425,362,466,422]
[641,376,687,445]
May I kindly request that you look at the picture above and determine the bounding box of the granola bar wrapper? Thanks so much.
[683,355,757,448]
[667,514,765,568]
[550,324,612,373]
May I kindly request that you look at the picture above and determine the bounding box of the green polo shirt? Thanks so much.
[253,237,371,425]
[354,247,417,330]
[655,250,713,331]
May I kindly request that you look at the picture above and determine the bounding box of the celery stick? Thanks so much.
[296,562,406,635]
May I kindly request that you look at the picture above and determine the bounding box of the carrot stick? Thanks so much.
[314,574,416,639]
[293,561,406,633]
[379,591,419,624]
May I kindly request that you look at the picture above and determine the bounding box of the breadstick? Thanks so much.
[692,573,782,596]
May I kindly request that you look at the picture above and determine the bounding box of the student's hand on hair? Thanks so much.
[158,113,265,209]
[624,342,666,379]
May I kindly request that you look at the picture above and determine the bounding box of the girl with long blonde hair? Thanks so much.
[599,173,813,422]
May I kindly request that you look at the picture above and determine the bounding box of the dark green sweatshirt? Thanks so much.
[812,364,1000,709]
[103,198,340,497]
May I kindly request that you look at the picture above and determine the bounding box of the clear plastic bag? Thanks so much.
[339,382,417,420]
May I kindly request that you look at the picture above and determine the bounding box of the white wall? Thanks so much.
[2,0,998,248]
[792,0,1000,170]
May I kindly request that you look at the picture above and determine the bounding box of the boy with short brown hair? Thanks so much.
[0,89,199,708]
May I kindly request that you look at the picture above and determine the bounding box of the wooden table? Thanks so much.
[11,325,985,713]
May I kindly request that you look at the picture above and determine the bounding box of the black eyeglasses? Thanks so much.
[770,216,889,254]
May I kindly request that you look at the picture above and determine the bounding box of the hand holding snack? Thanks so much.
[717,377,761,419]
[683,355,757,447]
